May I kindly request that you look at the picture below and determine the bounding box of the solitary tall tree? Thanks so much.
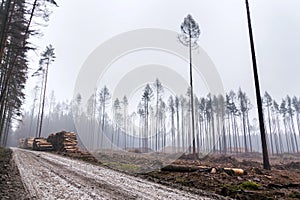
[245,0,270,170]
[179,14,200,155]
[37,44,55,137]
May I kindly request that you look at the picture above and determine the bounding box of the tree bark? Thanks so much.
[38,60,50,137]
[245,0,270,170]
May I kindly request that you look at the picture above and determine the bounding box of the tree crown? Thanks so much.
[181,14,201,39]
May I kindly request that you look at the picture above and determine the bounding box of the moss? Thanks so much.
[221,181,260,196]
[238,181,260,190]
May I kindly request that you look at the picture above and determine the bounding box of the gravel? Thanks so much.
[12,148,211,200]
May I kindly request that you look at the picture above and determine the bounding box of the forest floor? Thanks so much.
[2,147,300,199]
[90,150,300,200]
[0,147,29,199]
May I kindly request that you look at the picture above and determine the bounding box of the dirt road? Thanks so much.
[12,148,211,200]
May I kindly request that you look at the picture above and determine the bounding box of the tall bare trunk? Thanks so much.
[38,61,49,137]
[245,0,270,169]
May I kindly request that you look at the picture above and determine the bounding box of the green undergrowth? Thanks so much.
[223,181,261,191]
[238,181,261,190]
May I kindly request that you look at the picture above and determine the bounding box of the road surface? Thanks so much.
[12,148,212,200]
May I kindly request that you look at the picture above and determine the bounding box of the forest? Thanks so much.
[0,0,58,146]
[1,1,299,159]
[12,83,300,158]
[2,1,300,199]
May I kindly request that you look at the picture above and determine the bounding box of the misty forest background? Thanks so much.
[1,0,300,157]
[9,82,300,156]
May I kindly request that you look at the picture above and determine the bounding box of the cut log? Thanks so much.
[223,168,245,176]
[47,131,79,153]
[161,164,211,172]
[33,138,53,151]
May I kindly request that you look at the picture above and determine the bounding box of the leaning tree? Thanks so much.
[245,0,270,170]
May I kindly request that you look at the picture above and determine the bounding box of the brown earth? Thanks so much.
[2,147,300,199]
[12,148,213,199]
[91,151,300,200]
[0,147,28,199]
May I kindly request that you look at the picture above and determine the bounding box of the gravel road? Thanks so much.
[12,148,211,200]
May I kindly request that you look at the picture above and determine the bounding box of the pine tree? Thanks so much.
[179,14,200,156]
[141,84,153,152]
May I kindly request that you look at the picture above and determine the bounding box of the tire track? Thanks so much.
[13,148,211,200]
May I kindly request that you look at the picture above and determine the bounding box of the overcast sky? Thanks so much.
[25,0,300,111]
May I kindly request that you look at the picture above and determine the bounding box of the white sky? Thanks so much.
[25,0,300,111]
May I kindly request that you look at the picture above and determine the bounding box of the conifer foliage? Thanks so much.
[0,0,57,145]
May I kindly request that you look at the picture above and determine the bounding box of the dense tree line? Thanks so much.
[0,0,57,145]
[11,81,300,157]
[263,92,300,155]
[9,94,75,146]
[80,84,300,155]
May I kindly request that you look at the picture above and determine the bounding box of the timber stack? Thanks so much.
[18,137,34,149]
[33,138,53,151]
[47,131,78,153]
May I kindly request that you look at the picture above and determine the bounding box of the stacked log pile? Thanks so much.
[25,138,34,149]
[18,138,34,149]
[47,131,78,153]
[33,138,53,151]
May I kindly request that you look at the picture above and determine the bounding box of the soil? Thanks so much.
[0,147,28,199]
[92,150,300,200]
[146,156,300,200]
[2,147,300,199]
